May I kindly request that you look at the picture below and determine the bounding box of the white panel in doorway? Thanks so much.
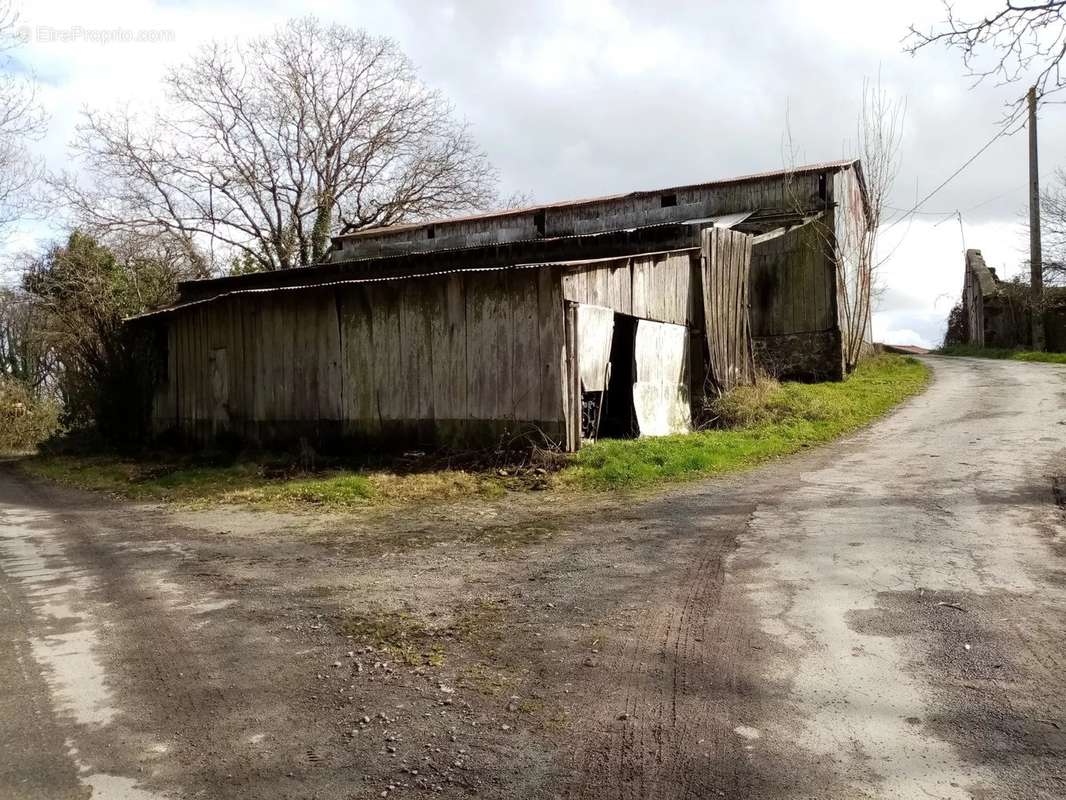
[633,319,690,436]
[576,304,615,392]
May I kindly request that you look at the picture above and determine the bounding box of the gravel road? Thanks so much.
[0,356,1063,799]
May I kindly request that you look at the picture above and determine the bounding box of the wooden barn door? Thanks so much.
[700,227,754,394]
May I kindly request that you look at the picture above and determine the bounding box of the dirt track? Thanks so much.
[0,356,1064,799]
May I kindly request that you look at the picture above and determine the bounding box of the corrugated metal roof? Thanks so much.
[172,211,774,300]
[333,159,857,241]
[126,247,700,322]
[323,219,696,269]
[682,210,755,229]
[146,206,822,315]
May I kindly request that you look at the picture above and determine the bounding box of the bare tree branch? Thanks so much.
[54,17,499,273]
[784,76,906,371]
[906,1,1066,108]
[0,1,46,242]
[1034,167,1066,284]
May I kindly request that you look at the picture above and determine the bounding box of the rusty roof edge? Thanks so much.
[332,159,859,242]
[179,218,697,294]
[178,206,808,297]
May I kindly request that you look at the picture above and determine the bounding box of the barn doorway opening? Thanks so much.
[598,314,638,439]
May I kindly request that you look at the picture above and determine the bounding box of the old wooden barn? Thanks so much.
[129,160,872,452]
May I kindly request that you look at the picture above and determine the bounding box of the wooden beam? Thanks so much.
[750,212,825,246]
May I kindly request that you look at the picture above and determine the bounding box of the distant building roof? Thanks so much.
[881,344,931,355]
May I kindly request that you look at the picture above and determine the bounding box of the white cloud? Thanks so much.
[877,327,934,349]
[3,0,1060,337]
[873,217,1026,347]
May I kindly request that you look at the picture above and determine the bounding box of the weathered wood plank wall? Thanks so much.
[155,269,568,449]
[749,223,833,337]
[150,180,856,452]
[701,228,754,394]
[559,250,699,326]
[336,172,828,259]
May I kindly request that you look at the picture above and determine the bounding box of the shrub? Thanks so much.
[707,375,782,427]
[21,231,200,445]
[943,302,967,347]
[707,374,837,428]
[0,376,61,452]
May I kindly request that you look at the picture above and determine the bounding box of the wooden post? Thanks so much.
[563,301,580,451]
[1028,86,1046,351]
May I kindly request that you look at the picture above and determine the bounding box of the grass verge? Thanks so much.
[18,355,929,509]
[936,344,1066,365]
[561,354,930,490]
[18,456,505,512]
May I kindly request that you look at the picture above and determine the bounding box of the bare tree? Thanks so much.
[54,17,498,272]
[906,2,1066,108]
[0,1,45,242]
[840,77,906,367]
[1038,167,1066,284]
[784,77,905,372]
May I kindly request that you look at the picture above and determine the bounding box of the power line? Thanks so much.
[884,184,1024,217]
[884,128,1010,229]
[964,185,1026,213]
[884,206,959,215]
[884,104,1026,231]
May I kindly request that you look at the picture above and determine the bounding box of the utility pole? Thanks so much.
[1028,86,1046,351]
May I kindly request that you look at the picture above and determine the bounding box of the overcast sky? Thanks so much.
[11,0,1065,347]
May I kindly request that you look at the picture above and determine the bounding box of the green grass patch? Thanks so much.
[341,598,506,668]
[562,354,930,490]
[936,344,1066,364]
[341,605,443,666]
[18,454,501,512]
[19,355,930,508]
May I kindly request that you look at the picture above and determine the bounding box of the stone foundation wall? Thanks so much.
[752,330,844,382]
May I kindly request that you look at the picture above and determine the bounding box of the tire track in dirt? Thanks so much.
[0,472,353,797]
[7,476,249,792]
[568,515,759,800]
[1,468,575,799]
[561,488,852,800]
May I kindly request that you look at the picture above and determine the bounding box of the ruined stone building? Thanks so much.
[961,248,1066,350]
